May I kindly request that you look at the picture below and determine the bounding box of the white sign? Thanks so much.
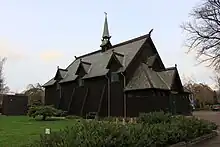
[45,128,51,134]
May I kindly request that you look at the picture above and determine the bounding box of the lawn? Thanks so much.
[0,115,77,147]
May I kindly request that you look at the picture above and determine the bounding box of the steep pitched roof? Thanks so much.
[124,63,153,90]
[43,34,149,87]
[157,67,176,88]
[43,78,56,87]
[43,68,67,87]
[125,63,177,91]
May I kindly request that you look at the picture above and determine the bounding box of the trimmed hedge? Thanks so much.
[24,112,218,147]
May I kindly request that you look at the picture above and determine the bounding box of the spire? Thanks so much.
[102,12,111,39]
[100,12,112,51]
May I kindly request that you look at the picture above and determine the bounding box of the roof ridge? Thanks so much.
[77,34,150,59]
[75,33,149,60]
[65,33,149,70]
[111,33,150,48]
[77,50,102,59]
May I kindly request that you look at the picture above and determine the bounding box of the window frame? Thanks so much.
[110,72,120,83]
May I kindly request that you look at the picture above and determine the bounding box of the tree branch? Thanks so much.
[182,0,220,71]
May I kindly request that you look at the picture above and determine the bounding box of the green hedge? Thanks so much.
[28,105,67,120]
[137,111,172,124]
[24,112,218,147]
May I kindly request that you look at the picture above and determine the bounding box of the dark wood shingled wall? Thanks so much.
[59,82,75,111]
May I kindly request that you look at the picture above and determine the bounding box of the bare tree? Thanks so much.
[212,73,220,89]
[212,73,220,101]
[0,57,10,105]
[181,0,220,70]
[23,83,45,106]
[0,57,10,93]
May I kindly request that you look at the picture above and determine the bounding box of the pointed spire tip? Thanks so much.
[102,12,110,39]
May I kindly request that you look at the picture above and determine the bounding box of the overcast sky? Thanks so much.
[0,0,217,92]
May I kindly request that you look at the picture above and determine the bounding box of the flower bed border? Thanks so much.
[170,130,218,147]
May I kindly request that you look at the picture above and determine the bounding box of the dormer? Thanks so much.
[146,54,165,71]
[54,66,67,90]
[54,66,67,81]
[75,59,91,77]
[106,51,124,72]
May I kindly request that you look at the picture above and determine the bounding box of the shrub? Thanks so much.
[26,115,218,147]
[101,116,124,122]
[55,110,68,117]
[170,115,218,141]
[27,105,64,120]
[137,111,172,124]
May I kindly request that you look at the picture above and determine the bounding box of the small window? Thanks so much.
[78,79,84,87]
[111,72,119,82]
[56,82,60,90]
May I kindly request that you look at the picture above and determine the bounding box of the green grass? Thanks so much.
[0,115,77,147]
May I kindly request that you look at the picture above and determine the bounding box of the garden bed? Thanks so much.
[25,112,218,147]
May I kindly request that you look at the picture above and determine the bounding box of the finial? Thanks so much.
[175,64,177,68]
[102,12,110,39]
[57,66,59,69]
[74,56,77,59]
[149,29,153,36]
